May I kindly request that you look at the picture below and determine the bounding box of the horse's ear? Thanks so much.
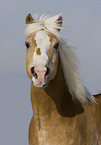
[25,13,34,24]
[56,15,63,31]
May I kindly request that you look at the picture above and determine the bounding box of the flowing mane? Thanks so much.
[24,14,95,103]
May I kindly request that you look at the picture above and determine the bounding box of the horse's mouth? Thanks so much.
[32,81,48,88]
[31,75,50,88]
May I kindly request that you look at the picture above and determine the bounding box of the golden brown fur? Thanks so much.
[25,13,101,145]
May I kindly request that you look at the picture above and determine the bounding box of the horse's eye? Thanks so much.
[25,42,30,49]
[54,43,59,50]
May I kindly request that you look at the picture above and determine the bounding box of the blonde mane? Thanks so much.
[24,14,96,103]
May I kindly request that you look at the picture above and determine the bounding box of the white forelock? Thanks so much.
[24,14,63,39]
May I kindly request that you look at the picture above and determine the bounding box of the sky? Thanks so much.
[0,0,101,144]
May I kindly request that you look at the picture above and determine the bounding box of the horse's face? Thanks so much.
[25,31,59,88]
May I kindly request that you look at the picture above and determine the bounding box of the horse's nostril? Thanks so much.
[45,67,50,77]
[34,73,38,79]
[31,67,35,74]
[31,67,38,79]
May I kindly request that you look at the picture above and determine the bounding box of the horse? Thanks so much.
[24,13,101,145]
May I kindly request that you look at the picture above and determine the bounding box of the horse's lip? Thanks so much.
[33,82,48,88]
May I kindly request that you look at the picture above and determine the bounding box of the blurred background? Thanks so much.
[0,0,101,144]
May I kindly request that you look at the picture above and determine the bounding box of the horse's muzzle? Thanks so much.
[31,66,50,88]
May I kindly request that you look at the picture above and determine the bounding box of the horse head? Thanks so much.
[25,13,62,88]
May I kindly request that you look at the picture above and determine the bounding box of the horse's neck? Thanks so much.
[31,56,84,118]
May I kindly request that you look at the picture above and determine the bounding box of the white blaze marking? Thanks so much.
[33,31,50,67]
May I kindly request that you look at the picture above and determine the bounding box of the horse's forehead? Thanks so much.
[27,31,58,47]
[35,31,51,52]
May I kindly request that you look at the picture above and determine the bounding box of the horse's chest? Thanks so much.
[37,127,75,145]
[36,108,76,145]
[38,129,49,145]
